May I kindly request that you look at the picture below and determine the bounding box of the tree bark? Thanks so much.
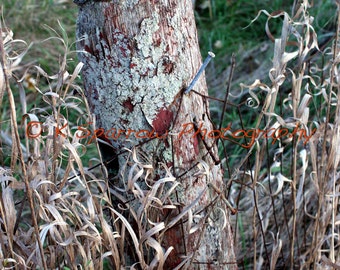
[75,0,236,269]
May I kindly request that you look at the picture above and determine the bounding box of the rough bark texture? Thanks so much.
[75,0,236,269]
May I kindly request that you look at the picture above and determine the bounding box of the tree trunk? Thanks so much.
[75,0,236,269]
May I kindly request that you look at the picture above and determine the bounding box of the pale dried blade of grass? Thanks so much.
[62,62,83,99]
[2,186,16,243]
[162,246,174,268]
[247,10,286,31]
[127,163,143,192]
[166,186,207,229]
[109,207,145,267]
[43,204,68,224]
[63,140,91,190]
[131,147,152,169]
[97,213,121,268]
[140,222,165,244]
[31,221,67,264]
[270,232,282,270]
[187,208,194,234]
[74,241,89,268]
[297,93,312,119]
[172,256,191,270]
[147,237,165,270]
[86,196,96,223]
[141,176,177,217]
[161,181,180,203]
[240,79,270,109]
[6,40,31,70]
[296,149,308,208]
[272,13,290,69]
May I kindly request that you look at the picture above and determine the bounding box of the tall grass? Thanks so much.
[212,0,340,268]
[0,18,183,269]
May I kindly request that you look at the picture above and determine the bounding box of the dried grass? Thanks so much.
[0,18,184,269]
[219,0,340,269]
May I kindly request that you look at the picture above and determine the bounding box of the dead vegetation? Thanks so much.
[0,0,340,269]
[216,1,340,269]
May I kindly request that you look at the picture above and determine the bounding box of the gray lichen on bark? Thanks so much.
[76,2,194,152]
[131,13,184,127]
